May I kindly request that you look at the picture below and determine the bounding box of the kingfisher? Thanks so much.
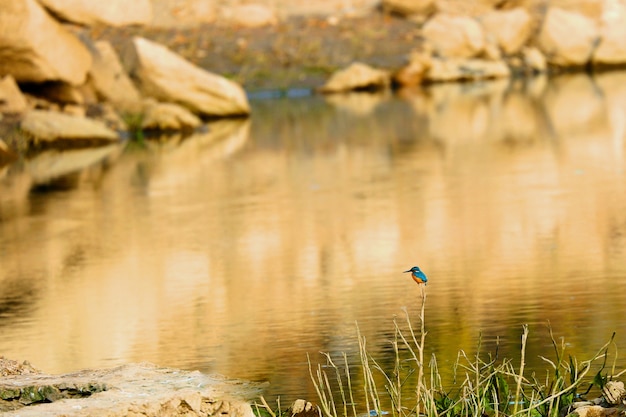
[404,266,428,285]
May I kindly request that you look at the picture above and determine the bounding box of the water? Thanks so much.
[2,72,626,406]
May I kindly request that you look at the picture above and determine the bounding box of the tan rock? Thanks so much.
[522,47,547,72]
[480,8,534,55]
[425,57,511,82]
[394,51,432,86]
[550,0,607,21]
[0,0,92,85]
[21,110,119,142]
[435,0,502,16]
[224,4,278,27]
[602,381,626,405]
[62,104,85,117]
[89,41,142,110]
[381,0,436,16]
[423,14,485,58]
[150,0,217,27]
[287,399,321,417]
[483,39,502,60]
[571,405,622,417]
[141,99,203,131]
[593,2,626,65]
[319,62,391,93]
[510,0,614,22]
[0,75,28,114]
[127,37,250,117]
[538,7,599,66]
[38,0,152,26]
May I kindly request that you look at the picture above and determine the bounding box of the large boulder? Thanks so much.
[37,0,151,26]
[537,7,599,66]
[88,41,142,110]
[593,2,626,65]
[126,37,250,117]
[422,14,486,58]
[0,0,92,85]
[479,8,534,55]
[21,110,119,142]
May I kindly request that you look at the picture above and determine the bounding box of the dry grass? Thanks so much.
[256,286,622,417]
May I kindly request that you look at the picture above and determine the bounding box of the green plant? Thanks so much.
[121,112,145,144]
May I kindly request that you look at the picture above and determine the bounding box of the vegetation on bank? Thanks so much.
[255,288,623,417]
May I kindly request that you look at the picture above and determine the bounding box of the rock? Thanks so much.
[62,104,86,117]
[394,51,432,86]
[550,0,607,21]
[0,76,28,114]
[422,14,485,58]
[602,381,626,405]
[224,4,278,27]
[593,2,626,65]
[570,405,624,417]
[522,47,547,72]
[0,0,92,85]
[141,99,203,131]
[0,362,261,417]
[21,110,119,143]
[425,57,511,82]
[483,39,502,60]
[319,62,391,93]
[435,0,502,16]
[37,0,152,26]
[88,41,142,110]
[537,7,599,66]
[150,0,217,27]
[286,399,321,417]
[381,0,436,16]
[480,8,534,55]
[127,37,250,117]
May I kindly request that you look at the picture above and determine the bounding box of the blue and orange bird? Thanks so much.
[404,266,428,285]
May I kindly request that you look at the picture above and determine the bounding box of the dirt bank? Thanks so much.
[90,12,419,92]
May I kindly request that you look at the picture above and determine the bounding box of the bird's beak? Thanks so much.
[403,269,410,273]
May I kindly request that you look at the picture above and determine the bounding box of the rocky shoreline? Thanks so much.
[0,357,264,416]
[3,356,626,417]
[2,0,626,161]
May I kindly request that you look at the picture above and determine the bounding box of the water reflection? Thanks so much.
[1,72,626,406]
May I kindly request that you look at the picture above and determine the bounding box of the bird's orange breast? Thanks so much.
[412,274,426,284]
